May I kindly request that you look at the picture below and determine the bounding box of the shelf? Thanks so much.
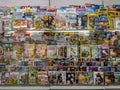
[1,86,120,90]
[3,30,120,33]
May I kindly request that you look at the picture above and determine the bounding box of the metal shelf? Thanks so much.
[1,86,120,90]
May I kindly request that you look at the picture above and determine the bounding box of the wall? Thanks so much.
[0,0,120,7]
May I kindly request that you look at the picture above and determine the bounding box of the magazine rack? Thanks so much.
[0,2,120,90]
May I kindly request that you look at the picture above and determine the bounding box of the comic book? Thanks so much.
[37,71,48,85]
[35,44,47,58]
[66,71,75,85]
[56,8,66,30]
[29,71,38,85]
[104,72,114,85]
[8,72,19,85]
[57,71,66,85]
[94,72,104,85]
[23,44,35,58]
[47,45,57,58]
[57,45,67,58]
[66,8,77,30]
[67,45,78,58]
[91,45,99,58]
[114,72,120,84]
[76,71,93,85]
[80,45,91,58]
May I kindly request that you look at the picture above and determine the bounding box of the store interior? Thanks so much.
[0,0,120,90]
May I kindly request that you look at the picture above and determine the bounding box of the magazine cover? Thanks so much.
[98,45,109,58]
[0,45,3,63]
[34,12,44,30]
[18,71,28,85]
[66,71,75,85]
[1,72,10,85]
[66,8,77,30]
[113,17,120,29]
[57,45,67,58]
[12,43,23,59]
[80,45,91,58]
[23,44,35,58]
[110,46,120,57]
[94,72,104,85]
[3,44,13,60]
[12,18,27,28]
[0,20,2,32]
[114,72,120,84]
[104,72,114,85]
[2,15,12,31]
[56,8,66,30]
[47,45,57,58]
[8,72,19,85]
[43,8,56,30]
[24,12,34,30]
[35,44,47,58]
[76,71,93,85]
[67,45,78,58]
[57,71,66,85]
[48,71,57,85]
[38,71,48,85]
[91,45,99,58]
[76,7,87,29]
[79,66,87,71]
[29,71,38,85]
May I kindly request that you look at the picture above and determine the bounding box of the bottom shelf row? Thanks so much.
[0,71,120,86]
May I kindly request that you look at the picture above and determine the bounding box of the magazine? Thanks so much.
[66,8,77,30]
[94,72,104,85]
[23,44,35,58]
[67,45,78,58]
[66,71,75,85]
[29,71,38,85]
[47,45,57,58]
[38,71,48,85]
[56,8,66,30]
[35,44,47,58]
[57,71,66,85]
[104,72,114,85]
[57,45,67,58]
[80,45,91,58]
[9,72,19,85]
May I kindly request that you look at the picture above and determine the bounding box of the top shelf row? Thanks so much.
[0,4,120,31]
